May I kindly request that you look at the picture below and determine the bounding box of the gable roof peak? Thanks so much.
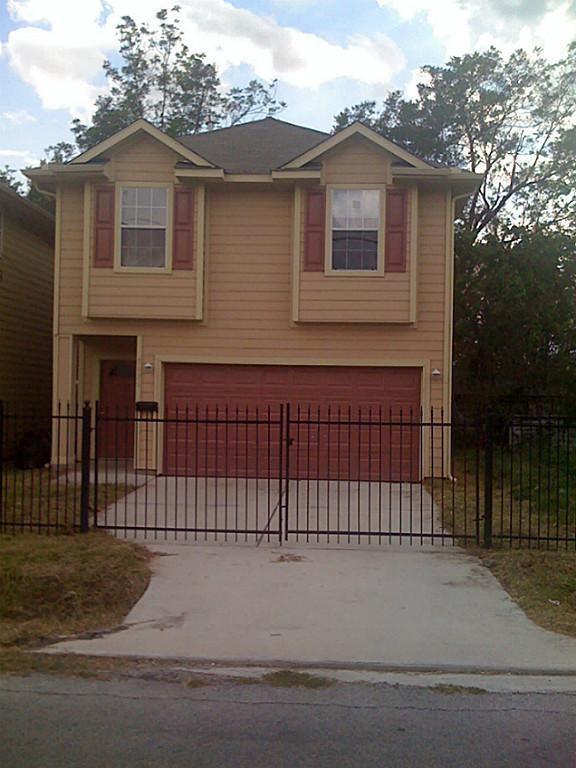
[280,120,433,171]
[69,118,215,167]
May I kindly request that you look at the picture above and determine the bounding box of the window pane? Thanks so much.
[332,188,380,231]
[121,206,138,226]
[121,228,166,267]
[121,186,167,229]
[361,190,379,229]
[152,188,167,207]
[330,188,380,270]
[332,230,378,271]
[347,190,364,229]
[136,187,152,206]
[150,206,167,226]
[332,189,348,229]
[122,188,137,206]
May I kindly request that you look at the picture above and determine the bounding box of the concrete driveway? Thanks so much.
[99,477,448,546]
[51,544,576,672]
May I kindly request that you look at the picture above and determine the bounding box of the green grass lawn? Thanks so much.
[427,437,576,549]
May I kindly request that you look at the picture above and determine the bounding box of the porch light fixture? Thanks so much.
[432,368,441,378]
[143,362,154,372]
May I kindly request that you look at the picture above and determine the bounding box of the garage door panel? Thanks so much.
[164,364,421,481]
[165,413,283,478]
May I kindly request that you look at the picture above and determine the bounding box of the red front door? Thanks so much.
[98,360,136,459]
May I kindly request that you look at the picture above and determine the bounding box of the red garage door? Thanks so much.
[164,364,421,481]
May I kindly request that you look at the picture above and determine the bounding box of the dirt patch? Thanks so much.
[273,554,306,563]
[430,683,487,695]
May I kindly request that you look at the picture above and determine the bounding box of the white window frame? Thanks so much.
[324,184,386,277]
[114,182,173,273]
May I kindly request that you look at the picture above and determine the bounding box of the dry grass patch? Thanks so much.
[0,532,152,648]
[1,468,134,532]
[479,550,576,638]
[0,651,203,683]
[426,446,576,548]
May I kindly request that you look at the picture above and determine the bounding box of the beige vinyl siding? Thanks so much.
[109,134,179,183]
[58,182,446,402]
[0,211,53,411]
[54,133,452,472]
[58,183,84,332]
[322,135,392,185]
[88,270,197,319]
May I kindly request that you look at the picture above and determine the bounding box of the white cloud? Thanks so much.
[3,0,404,117]
[0,148,38,167]
[378,0,576,59]
[1,109,37,124]
[5,0,114,115]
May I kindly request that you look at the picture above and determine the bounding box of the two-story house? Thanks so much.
[28,117,480,478]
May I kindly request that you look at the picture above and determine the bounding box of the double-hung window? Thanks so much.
[331,188,380,271]
[120,187,168,268]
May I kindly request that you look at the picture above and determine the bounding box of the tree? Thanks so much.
[453,228,576,414]
[0,166,25,194]
[72,7,286,152]
[335,46,576,239]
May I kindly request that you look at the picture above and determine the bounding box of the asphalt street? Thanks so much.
[1,674,575,767]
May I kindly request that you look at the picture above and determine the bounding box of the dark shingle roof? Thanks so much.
[178,117,329,173]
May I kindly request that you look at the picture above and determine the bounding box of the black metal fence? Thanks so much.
[1,400,575,549]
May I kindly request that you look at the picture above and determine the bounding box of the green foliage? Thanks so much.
[0,166,25,194]
[454,228,576,412]
[335,45,576,237]
[71,7,286,152]
[0,165,54,214]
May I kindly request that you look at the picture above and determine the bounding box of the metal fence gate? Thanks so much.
[1,400,576,549]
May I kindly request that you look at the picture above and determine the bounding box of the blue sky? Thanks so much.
[1,0,574,172]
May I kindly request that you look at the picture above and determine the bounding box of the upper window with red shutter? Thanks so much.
[330,189,380,272]
[314,185,409,276]
[119,186,169,269]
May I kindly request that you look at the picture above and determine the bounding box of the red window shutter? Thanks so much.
[385,188,408,273]
[304,188,326,272]
[94,186,115,268]
[173,187,195,270]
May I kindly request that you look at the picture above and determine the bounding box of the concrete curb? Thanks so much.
[39,648,576,677]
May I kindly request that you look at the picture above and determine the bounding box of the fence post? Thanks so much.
[0,401,4,530]
[93,402,99,528]
[284,402,291,542]
[483,414,494,549]
[80,402,92,533]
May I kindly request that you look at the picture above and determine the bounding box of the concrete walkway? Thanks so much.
[99,477,449,546]
[50,545,576,672]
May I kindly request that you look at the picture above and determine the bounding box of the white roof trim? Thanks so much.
[280,122,432,170]
[70,119,215,167]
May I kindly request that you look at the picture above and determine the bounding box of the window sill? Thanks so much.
[112,266,173,275]
[322,268,387,278]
